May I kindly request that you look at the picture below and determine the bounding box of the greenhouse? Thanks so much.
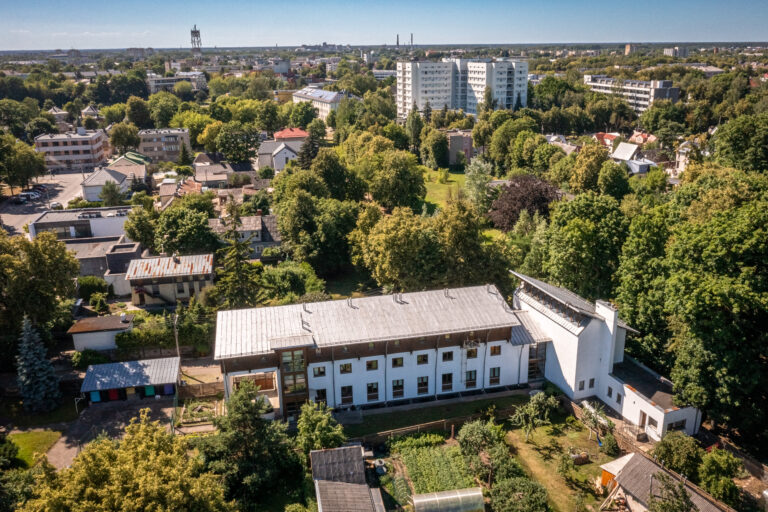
[411,487,485,512]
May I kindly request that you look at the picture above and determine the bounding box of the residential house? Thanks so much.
[600,452,734,511]
[445,129,473,166]
[675,140,701,177]
[628,130,658,146]
[194,161,232,188]
[125,254,214,306]
[28,206,134,240]
[108,152,150,184]
[65,234,140,279]
[274,127,309,142]
[81,168,129,201]
[256,140,303,172]
[310,446,386,512]
[80,357,180,403]
[593,132,621,148]
[47,106,71,132]
[138,128,191,163]
[102,239,144,296]
[67,314,134,351]
[80,105,101,120]
[208,214,281,257]
[34,127,110,173]
[610,142,640,163]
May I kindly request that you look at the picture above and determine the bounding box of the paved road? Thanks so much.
[0,170,90,236]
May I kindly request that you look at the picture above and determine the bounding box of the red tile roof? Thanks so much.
[274,127,308,140]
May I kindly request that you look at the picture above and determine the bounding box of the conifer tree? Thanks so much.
[16,317,61,413]
[297,133,321,170]
[177,143,192,166]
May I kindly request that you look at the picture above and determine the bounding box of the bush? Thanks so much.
[437,167,449,184]
[0,432,19,469]
[387,432,447,454]
[89,292,108,315]
[67,198,103,209]
[71,349,110,370]
[260,246,284,261]
[258,166,275,179]
[490,477,548,512]
[652,431,703,481]
[228,173,251,187]
[601,433,620,456]
[77,276,108,301]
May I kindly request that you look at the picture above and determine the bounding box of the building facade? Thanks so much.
[292,87,348,120]
[396,58,528,118]
[208,214,282,257]
[138,128,191,162]
[28,206,134,240]
[146,72,207,94]
[34,128,110,172]
[125,254,214,306]
[583,75,680,113]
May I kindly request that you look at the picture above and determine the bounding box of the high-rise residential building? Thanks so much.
[583,75,680,113]
[663,46,689,58]
[624,44,636,55]
[396,58,528,118]
[34,127,110,172]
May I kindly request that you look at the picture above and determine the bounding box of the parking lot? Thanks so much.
[0,170,90,236]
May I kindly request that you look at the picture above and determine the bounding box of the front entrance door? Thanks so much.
[639,411,647,428]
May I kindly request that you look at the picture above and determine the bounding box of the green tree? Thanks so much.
[713,112,768,172]
[297,131,321,169]
[420,129,449,169]
[170,111,215,145]
[124,206,157,252]
[489,117,537,169]
[698,449,741,506]
[24,117,57,140]
[510,392,558,442]
[652,432,703,480]
[200,381,301,510]
[464,159,494,213]
[100,103,126,125]
[296,401,345,460]
[306,118,326,142]
[598,161,630,200]
[648,473,695,512]
[155,207,219,255]
[489,477,548,512]
[260,261,325,303]
[173,80,194,101]
[16,317,61,413]
[215,121,260,163]
[214,211,266,309]
[177,142,192,166]
[368,150,426,211]
[405,108,424,153]
[198,120,224,152]
[77,276,108,302]
[126,95,152,128]
[147,91,181,128]
[98,180,124,206]
[0,137,45,189]
[309,148,364,201]
[569,144,607,193]
[290,101,317,128]
[21,409,234,512]
[109,122,140,154]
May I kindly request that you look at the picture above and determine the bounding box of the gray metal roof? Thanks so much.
[293,87,344,103]
[80,357,180,392]
[82,168,127,187]
[126,254,213,280]
[310,446,366,484]
[215,285,528,360]
[412,487,485,512]
[315,481,385,512]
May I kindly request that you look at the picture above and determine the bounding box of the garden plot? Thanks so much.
[176,398,222,426]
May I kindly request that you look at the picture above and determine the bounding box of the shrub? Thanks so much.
[258,166,275,179]
[601,433,620,456]
[67,198,104,209]
[0,432,19,469]
[490,477,548,512]
[437,167,449,184]
[260,246,284,261]
[457,420,505,456]
[89,292,108,315]
[652,431,703,481]
[71,349,110,370]
[387,432,446,454]
[77,276,108,301]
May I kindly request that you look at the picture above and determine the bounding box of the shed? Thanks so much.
[67,314,134,351]
[80,357,180,403]
[412,487,485,512]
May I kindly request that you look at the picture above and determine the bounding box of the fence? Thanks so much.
[178,381,224,399]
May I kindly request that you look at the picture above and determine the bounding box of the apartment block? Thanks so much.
[138,128,191,162]
[396,58,528,118]
[292,87,349,120]
[663,46,689,58]
[583,74,680,113]
[146,72,207,94]
[34,128,110,172]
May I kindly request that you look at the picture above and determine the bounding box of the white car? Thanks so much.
[49,201,62,209]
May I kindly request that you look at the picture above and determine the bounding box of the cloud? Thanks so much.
[9,29,30,34]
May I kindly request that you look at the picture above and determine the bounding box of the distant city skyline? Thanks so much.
[1,0,767,51]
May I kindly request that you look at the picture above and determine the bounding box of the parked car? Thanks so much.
[18,192,38,201]
[50,201,62,209]
[12,196,28,204]
[33,184,48,192]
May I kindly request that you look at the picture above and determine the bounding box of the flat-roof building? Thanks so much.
[28,206,134,240]
[292,87,350,121]
[583,75,680,113]
[138,128,191,163]
[34,128,110,172]
[146,72,207,94]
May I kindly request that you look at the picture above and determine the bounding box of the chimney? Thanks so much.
[76,126,86,135]
[256,208,263,216]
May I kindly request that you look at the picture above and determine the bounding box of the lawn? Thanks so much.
[505,410,615,512]
[423,168,466,212]
[9,430,62,467]
[326,267,377,299]
[344,394,527,438]
[0,396,80,428]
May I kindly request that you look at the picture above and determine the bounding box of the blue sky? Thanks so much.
[0,0,766,51]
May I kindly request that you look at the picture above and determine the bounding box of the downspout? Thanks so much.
[434,335,440,398]
[481,332,488,390]
[331,346,337,408]
[384,340,389,403]
[517,341,524,386]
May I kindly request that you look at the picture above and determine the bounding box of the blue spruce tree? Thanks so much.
[16,317,61,413]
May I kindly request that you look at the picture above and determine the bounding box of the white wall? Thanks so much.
[72,330,124,351]
[104,273,131,296]
[90,216,129,237]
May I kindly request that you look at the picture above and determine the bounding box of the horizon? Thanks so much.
[1,0,767,51]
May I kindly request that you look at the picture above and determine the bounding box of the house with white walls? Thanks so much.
[214,274,701,438]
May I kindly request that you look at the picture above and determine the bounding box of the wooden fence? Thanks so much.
[178,381,224,399]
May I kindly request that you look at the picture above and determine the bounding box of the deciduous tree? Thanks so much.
[296,401,345,459]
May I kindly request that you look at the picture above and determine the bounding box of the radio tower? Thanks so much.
[191,25,202,58]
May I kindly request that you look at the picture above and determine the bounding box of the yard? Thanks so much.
[175,398,222,426]
[9,430,62,467]
[0,395,80,428]
[423,168,466,211]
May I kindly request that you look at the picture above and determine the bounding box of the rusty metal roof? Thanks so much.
[126,254,213,280]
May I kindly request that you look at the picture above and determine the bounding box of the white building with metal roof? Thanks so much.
[126,254,214,306]
[292,86,349,120]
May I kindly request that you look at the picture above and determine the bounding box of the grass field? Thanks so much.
[1,396,80,428]
[423,168,466,212]
[9,430,62,467]
[504,411,614,512]
[344,394,527,438]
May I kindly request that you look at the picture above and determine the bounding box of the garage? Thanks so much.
[80,357,180,403]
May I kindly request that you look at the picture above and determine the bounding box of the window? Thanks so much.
[441,373,453,392]
[578,380,585,391]
[589,378,595,389]
[417,354,428,365]
[442,351,453,362]
[392,379,404,398]
[616,393,622,404]
[341,386,353,405]
[392,357,403,368]
[281,350,305,372]
[466,348,477,359]
[490,346,501,356]
[367,382,379,401]
[313,366,326,378]
[465,370,477,388]
[417,376,429,395]
[489,367,501,386]
[607,386,613,398]
[648,417,658,429]
[366,360,378,371]
[315,389,327,404]
[668,419,686,431]
[340,363,352,374]
[282,374,306,395]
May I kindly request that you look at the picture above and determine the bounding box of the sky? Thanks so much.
[0,0,766,51]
